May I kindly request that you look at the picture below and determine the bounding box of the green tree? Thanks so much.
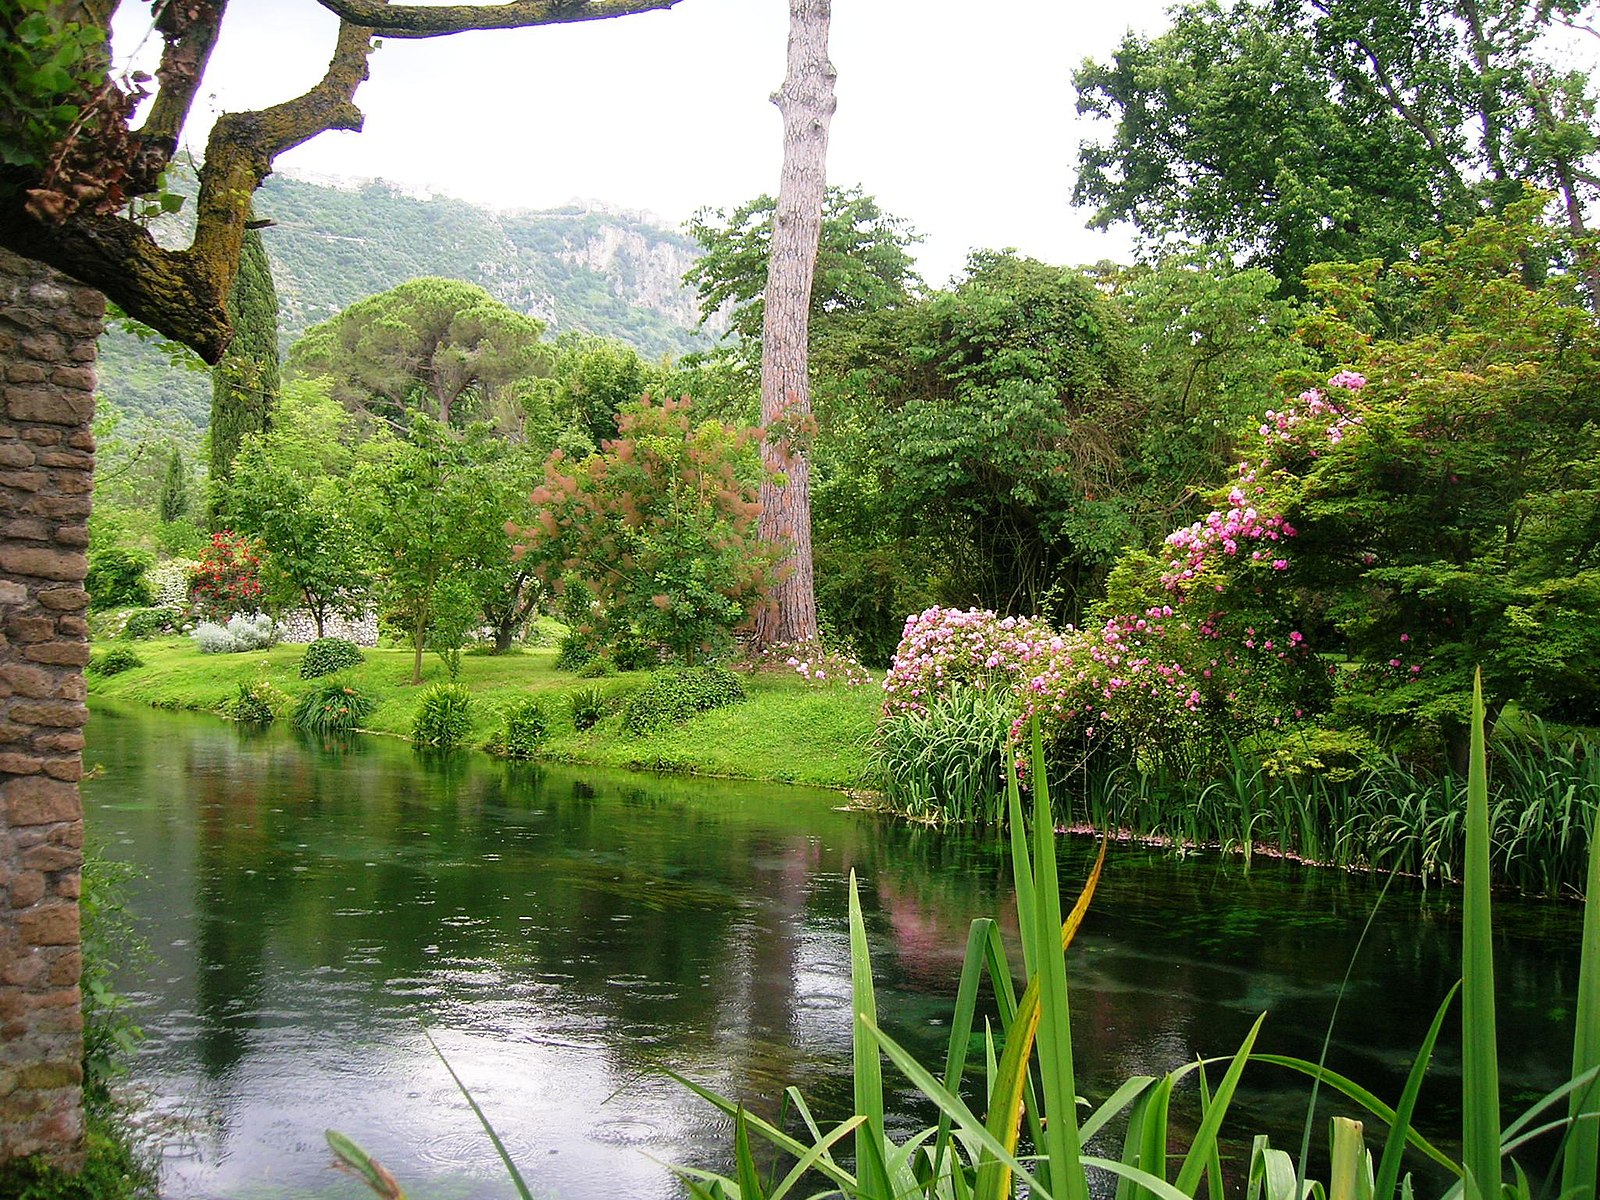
[289,277,551,434]
[158,449,190,524]
[209,224,281,513]
[518,395,773,663]
[223,387,369,639]
[350,417,520,683]
[1072,0,1600,294]
[836,252,1142,623]
[686,185,922,347]
[525,334,663,452]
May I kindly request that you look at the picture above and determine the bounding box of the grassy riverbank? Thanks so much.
[84,638,883,791]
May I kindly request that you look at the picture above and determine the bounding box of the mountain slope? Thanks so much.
[95,173,712,429]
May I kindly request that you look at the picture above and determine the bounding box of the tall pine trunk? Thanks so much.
[754,0,835,649]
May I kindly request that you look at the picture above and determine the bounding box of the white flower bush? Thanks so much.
[192,611,286,654]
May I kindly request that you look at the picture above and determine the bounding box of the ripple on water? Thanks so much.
[587,1118,660,1147]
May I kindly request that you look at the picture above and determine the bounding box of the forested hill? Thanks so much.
[95,172,711,429]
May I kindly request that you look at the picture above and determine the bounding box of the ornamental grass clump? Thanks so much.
[293,679,373,737]
[485,698,549,759]
[410,682,474,749]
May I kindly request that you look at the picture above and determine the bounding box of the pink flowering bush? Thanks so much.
[875,375,1366,804]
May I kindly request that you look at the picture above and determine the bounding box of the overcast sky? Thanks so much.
[113,0,1173,286]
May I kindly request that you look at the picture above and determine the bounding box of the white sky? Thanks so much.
[113,0,1173,286]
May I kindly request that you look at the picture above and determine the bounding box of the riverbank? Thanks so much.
[84,638,883,791]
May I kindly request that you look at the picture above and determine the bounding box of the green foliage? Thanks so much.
[0,1121,159,1200]
[622,665,746,734]
[410,681,475,748]
[210,224,281,501]
[79,853,144,1108]
[1282,202,1600,744]
[830,252,1141,623]
[289,276,549,435]
[118,606,180,641]
[86,645,143,678]
[555,630,595,672]
[85,547,154,611]
[525,333,663,451]
[685,185,923,347]
[292,678,374,736]
[224,674,289,723]
[575,654,617,678]
[868,685,1015,823]
[568,684,607,732]
[350,417,528,684]
[426,576,481,681]
[300,636,365,679]
[223,380,370,638]
[157,449,189,524]
[520,395,774,663]
[485,697,549,759]
[0,1,105,179]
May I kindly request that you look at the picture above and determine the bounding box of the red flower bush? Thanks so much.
[189,530,266,620]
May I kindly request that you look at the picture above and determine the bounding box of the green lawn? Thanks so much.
[85,637,883,791]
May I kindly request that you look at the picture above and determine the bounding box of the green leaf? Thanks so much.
[1462,671,1501,1200]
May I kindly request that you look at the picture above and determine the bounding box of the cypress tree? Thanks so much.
[209,223,280,522]
[159,449,189,523]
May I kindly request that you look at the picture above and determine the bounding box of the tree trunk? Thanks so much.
[753,0,835,650]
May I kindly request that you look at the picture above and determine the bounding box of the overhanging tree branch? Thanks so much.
[0,0,684,363]
[313,0,681,38]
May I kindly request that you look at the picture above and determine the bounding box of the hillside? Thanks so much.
[95,172,713,429]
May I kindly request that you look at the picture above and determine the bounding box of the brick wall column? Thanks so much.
[0,248,101,1170]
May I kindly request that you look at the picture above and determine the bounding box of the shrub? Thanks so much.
[293,679,373,736]
[300,636,365,679]
[410,682,475,748]
[192,611,282,654]
[85,547,154,611]
[86,645,143,677]
[623,665,746,734]
[120,606,180,640]
[556,630,595,671]
[225,676,290,723]
[189,530,265,619]
[576,654,617,678]
[486,698,549,759]
[149,557,196,608]
[569,685,607,731]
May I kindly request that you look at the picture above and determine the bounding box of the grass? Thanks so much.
[83,636,882,791]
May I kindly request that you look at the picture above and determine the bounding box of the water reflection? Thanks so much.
[82,703,1584,1200]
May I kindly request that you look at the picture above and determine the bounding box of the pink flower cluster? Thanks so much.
[1161,485,1296,595]
[774,639,873,688]
[883,607,1058,715]
[1160,373,1368,597]
[1258,373,1366,449]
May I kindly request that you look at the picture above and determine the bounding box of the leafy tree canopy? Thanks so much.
[1073,0,1600,291]
[685,185,923,346]
[287,277,551,434]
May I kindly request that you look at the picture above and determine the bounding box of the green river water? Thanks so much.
[81,702,1587,1200]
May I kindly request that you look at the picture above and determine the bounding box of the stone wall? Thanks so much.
[0,249,99,1169]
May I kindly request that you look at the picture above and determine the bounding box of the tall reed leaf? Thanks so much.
[847,871,893,1200]
[1562,798,1600,1200]
[1462,671,1501,1200]
[1028,722,1091,1200]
